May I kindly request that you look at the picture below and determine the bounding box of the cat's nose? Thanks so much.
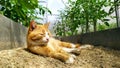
[46,38,49,42]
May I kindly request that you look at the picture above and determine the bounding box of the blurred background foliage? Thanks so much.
[53,0,120,36]
[0,0,51,26]
[0,0,120,36]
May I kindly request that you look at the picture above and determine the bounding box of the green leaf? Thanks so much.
[103,19,110,21]
[104,22,109,26]
[109,6,114,14]
[0,0,51,27]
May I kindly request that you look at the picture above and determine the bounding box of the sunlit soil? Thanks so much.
[0,46,120,68]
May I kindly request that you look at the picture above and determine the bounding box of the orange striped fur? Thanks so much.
[27,21,91,63]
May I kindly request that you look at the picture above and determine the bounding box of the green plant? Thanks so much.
[54,0,117,36]
[0,0,51,26]
[98,22,117,31]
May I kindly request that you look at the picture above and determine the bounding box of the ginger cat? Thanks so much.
[27,20,92,63]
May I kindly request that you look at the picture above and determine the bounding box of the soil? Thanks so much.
[0,46,120,68]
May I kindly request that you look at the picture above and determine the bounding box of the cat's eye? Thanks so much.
[40,33,44,35]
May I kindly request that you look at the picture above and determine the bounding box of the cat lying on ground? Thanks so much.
[27,20,92,63]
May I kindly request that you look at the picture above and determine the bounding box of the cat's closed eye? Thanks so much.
[40,33,44,35]
[47,33,50,35]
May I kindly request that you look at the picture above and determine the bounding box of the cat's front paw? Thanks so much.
[71,48,81,55]
[65,54,76,63]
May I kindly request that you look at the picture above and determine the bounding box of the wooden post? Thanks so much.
[114,0,120,27]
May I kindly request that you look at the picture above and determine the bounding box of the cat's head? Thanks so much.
[27,20,51,46]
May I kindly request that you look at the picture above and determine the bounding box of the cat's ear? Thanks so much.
[29,20,37,31]
[44,22,50,29]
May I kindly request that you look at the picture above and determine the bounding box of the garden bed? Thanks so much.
[0,46,120,68]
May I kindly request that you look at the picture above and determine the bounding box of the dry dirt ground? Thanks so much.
[0,46,120,68]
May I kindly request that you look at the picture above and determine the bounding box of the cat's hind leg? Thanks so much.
[60,42,80,48]
[51,52,75,63]
[62,44,93,55]
[62,47,80,55]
